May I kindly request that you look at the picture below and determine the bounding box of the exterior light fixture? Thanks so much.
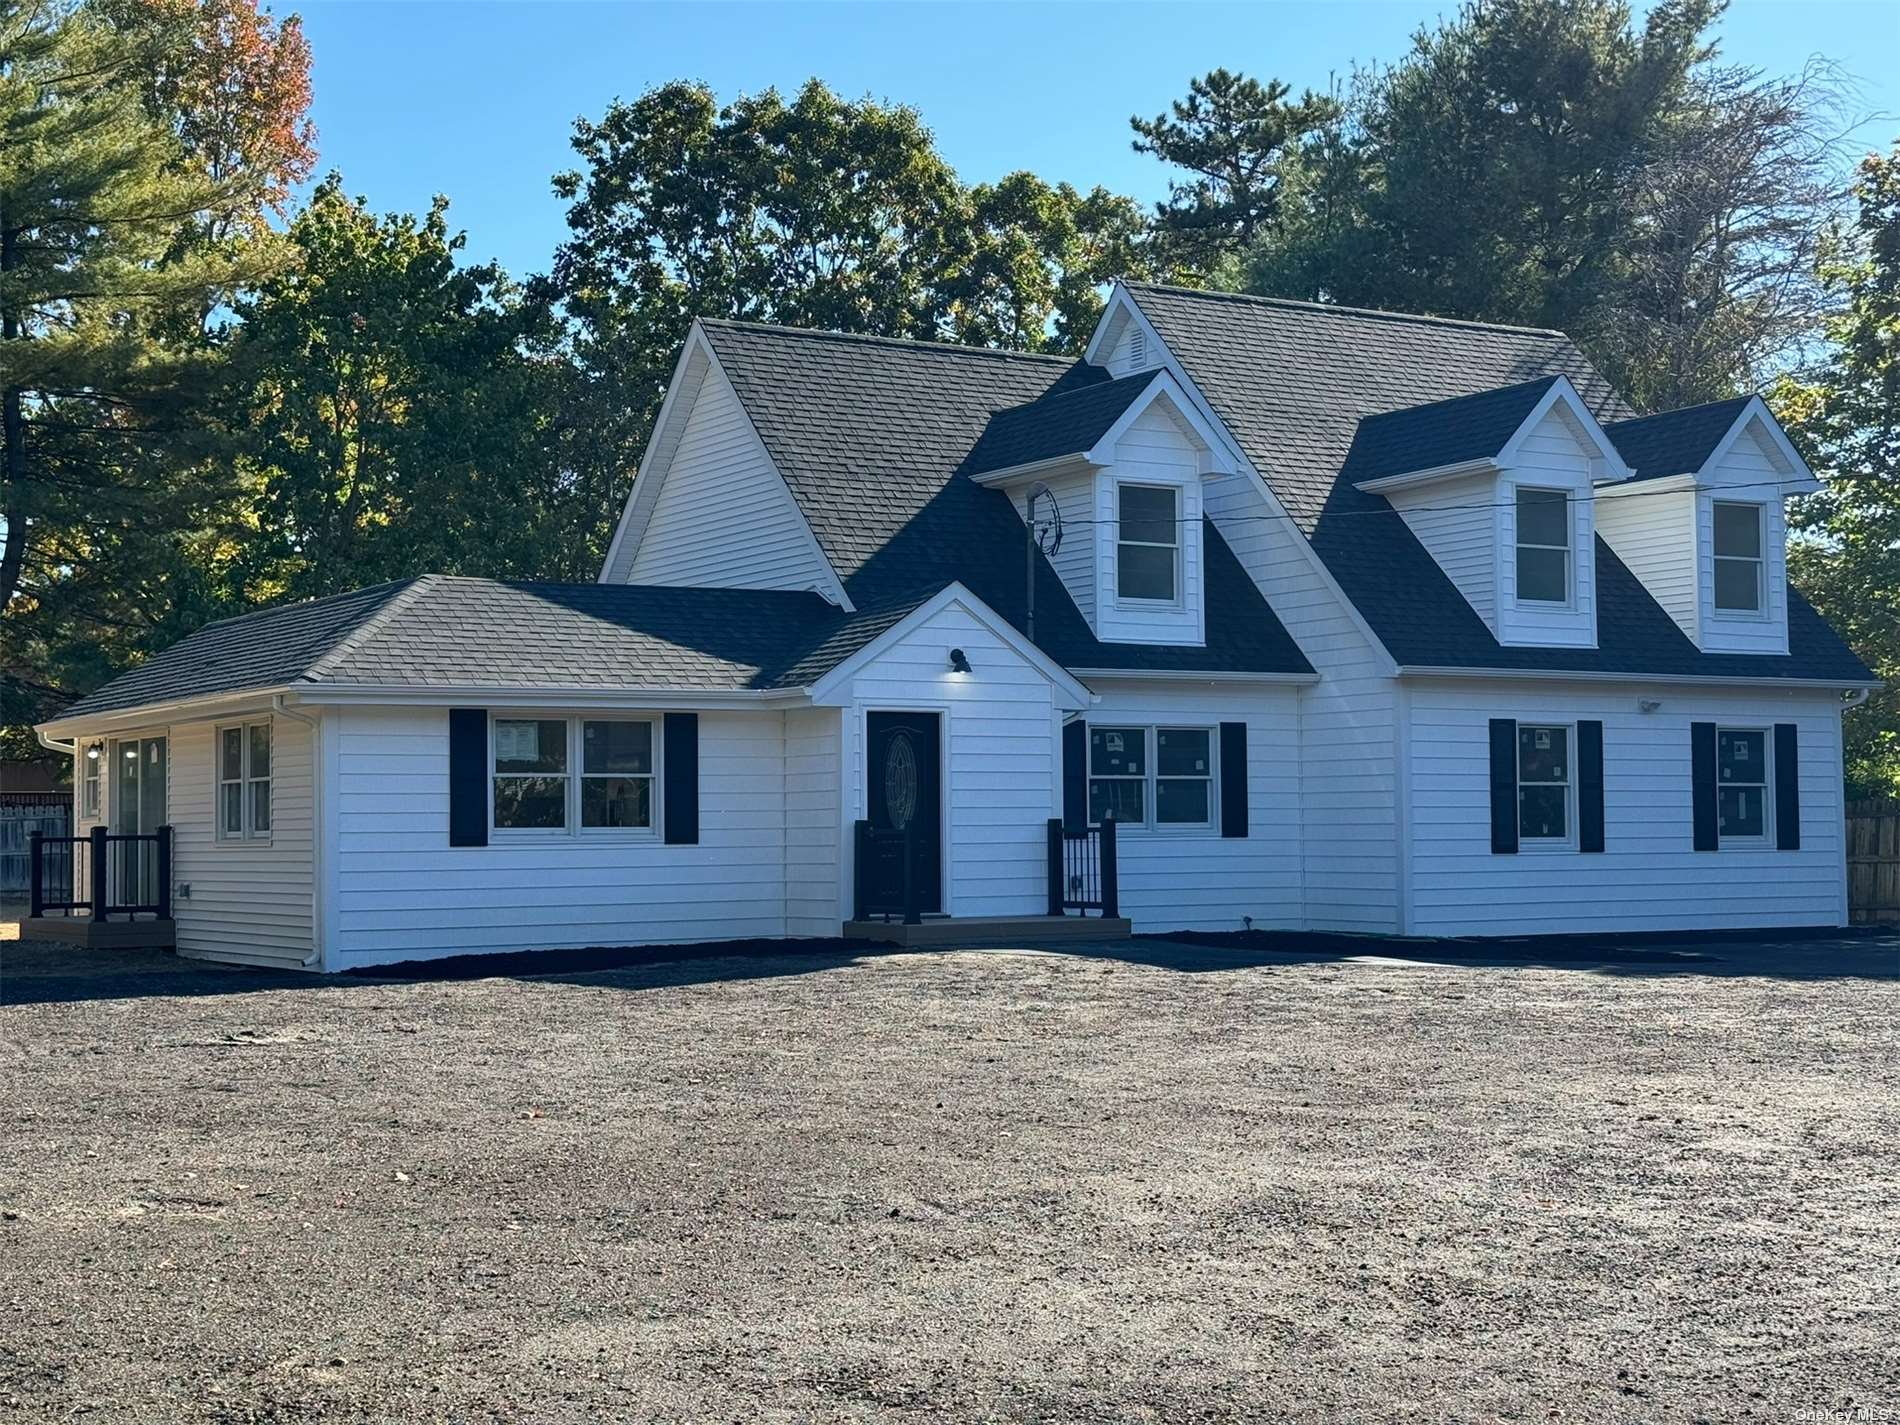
[1638,698,1663,714]
[86,745,100,761]
[949,648,972,674]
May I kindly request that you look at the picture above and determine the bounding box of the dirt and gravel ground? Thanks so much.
[2,930,1896,1424]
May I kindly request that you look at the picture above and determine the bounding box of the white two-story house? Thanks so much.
[32,283,1875,970]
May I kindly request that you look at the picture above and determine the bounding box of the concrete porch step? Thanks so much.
[843,914,1131,949]
[23,917,177,950]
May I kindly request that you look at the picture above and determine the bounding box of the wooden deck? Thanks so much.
[21,916,176,949]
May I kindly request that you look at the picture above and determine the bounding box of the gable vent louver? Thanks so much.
[1125,331,1147,373]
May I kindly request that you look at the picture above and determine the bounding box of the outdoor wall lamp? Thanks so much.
[86,745,100,760]
[949,648,972,674]
[1638,698,1663,713]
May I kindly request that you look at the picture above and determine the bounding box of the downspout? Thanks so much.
[1844,687,1872,710]
[35,729,74,755]
[272,696,324,968]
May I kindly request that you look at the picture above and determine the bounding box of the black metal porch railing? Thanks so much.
[29,825,172,922]
[853,818,921,926]
[1047,815,1118,918]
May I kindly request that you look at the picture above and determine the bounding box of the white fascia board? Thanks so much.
[288,684,811,710]
[38,686,300,739]
[1108,282,1401,677]
[1496,375,1636,481]
[1069,667,1319,686]
[1081,288,1144,367]
[805,581,1092,711]
[597,329,711,585]
[1595,473,1698,498]
[1705,398,1821,494]
[1354,457,1500,495]
[966,453,1099,489]
[1394,664,1881,692]
[1084,370,1229,467]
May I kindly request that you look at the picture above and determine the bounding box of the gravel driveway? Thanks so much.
[2,931,1895,1423]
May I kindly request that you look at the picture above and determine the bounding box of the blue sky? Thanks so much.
[295,0,1900,279]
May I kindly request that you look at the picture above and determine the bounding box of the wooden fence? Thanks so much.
[1847,799,1900,926]
[0,793,70,899]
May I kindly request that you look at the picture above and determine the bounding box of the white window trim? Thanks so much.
[1112,480,1184,609]
[1516,721,1576,852]
[1714,724,1774,847]
[489,713,662,841]
[1087,723,1218,834]
[79,743,102,820]
[1513,485,1574,610]
[1710,499,1769,622]
[214,720,272,843]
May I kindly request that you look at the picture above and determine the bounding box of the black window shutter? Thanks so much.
[1062,719,1087,831]
[1578,720,1605,853]
[447,708,488,848]
[1774,723,1800,850]
[1691,721,1718,851]
[1489,718,1518,854]
[1219,721,1248,838]
[663,713,699,845]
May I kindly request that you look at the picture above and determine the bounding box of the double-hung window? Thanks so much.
[217,721,272,840]
[1517,724,1571,842]
[1088,725,1215,830]
[1116,484,1179,602]
[493,717,657,834]
[1716,728,1768,839]
[1712,502,1765,614]
[1515,487,1570,604]
[80,744,102,819]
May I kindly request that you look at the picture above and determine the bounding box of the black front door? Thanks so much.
[866,711,942,914]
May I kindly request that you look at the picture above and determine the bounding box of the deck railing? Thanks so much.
[29,826,172,922]
[1047,815,1118,918]
[853,819,922,926]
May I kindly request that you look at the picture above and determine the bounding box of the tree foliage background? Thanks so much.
[1,0,1894,794]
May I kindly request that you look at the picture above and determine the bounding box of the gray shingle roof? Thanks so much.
[698,319,1313,678]
[1604,397,1752,482]
[961,369,1157,476]
[1125,283,1871,683]
[1344,376,1561,485]
[56,578,869,719]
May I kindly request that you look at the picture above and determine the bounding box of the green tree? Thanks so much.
[0,0,280,758]
[215,177,579,606]
[545,79,1154,537]
[1775,144,1900,799]
[1130,68,1342,274]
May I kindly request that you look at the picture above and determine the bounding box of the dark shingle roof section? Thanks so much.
[1344,376,1561,485]
[57,580,418,718]
[57,578,873,718]
[1604,397,1752,482]
[698,320,1311,677]
[962,369,1159,477]
[1125,283,1870,683]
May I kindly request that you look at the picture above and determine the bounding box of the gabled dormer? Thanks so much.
[963,369,1231,646]
[1348,376,1633,649]
[1597,396,1819,655]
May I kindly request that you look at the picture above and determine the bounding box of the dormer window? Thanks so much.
[1116,484,1179,602]
[1515,487,1571,603]
[1712,501,1764,614]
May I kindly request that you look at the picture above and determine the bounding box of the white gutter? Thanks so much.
[1844,687,1873,710]
[1394,665,1884,692]
[966,453,1099,488]
[1070,667,1319,686]
[35,728,75,755]
[271,695,324,968]
[1353,457,1499,495]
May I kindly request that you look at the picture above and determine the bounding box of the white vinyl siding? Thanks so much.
[1405,680,1845,934]
[1014,467,1097,628]
[623,360,838,597]
[1595,485,1698,641]
[1695,419,1790,654]
[1094,402,1206,646]
[1203,468,1400,933]
[1085,680,1303,933]
[1386,470,1499,633]
[328,706,789,966]
[831,599,1060,920]
[1497,405,1597,648]
[170,715,315,967]
[784,706,843,937]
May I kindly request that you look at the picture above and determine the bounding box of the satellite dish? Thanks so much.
[1026,482,1063,558]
